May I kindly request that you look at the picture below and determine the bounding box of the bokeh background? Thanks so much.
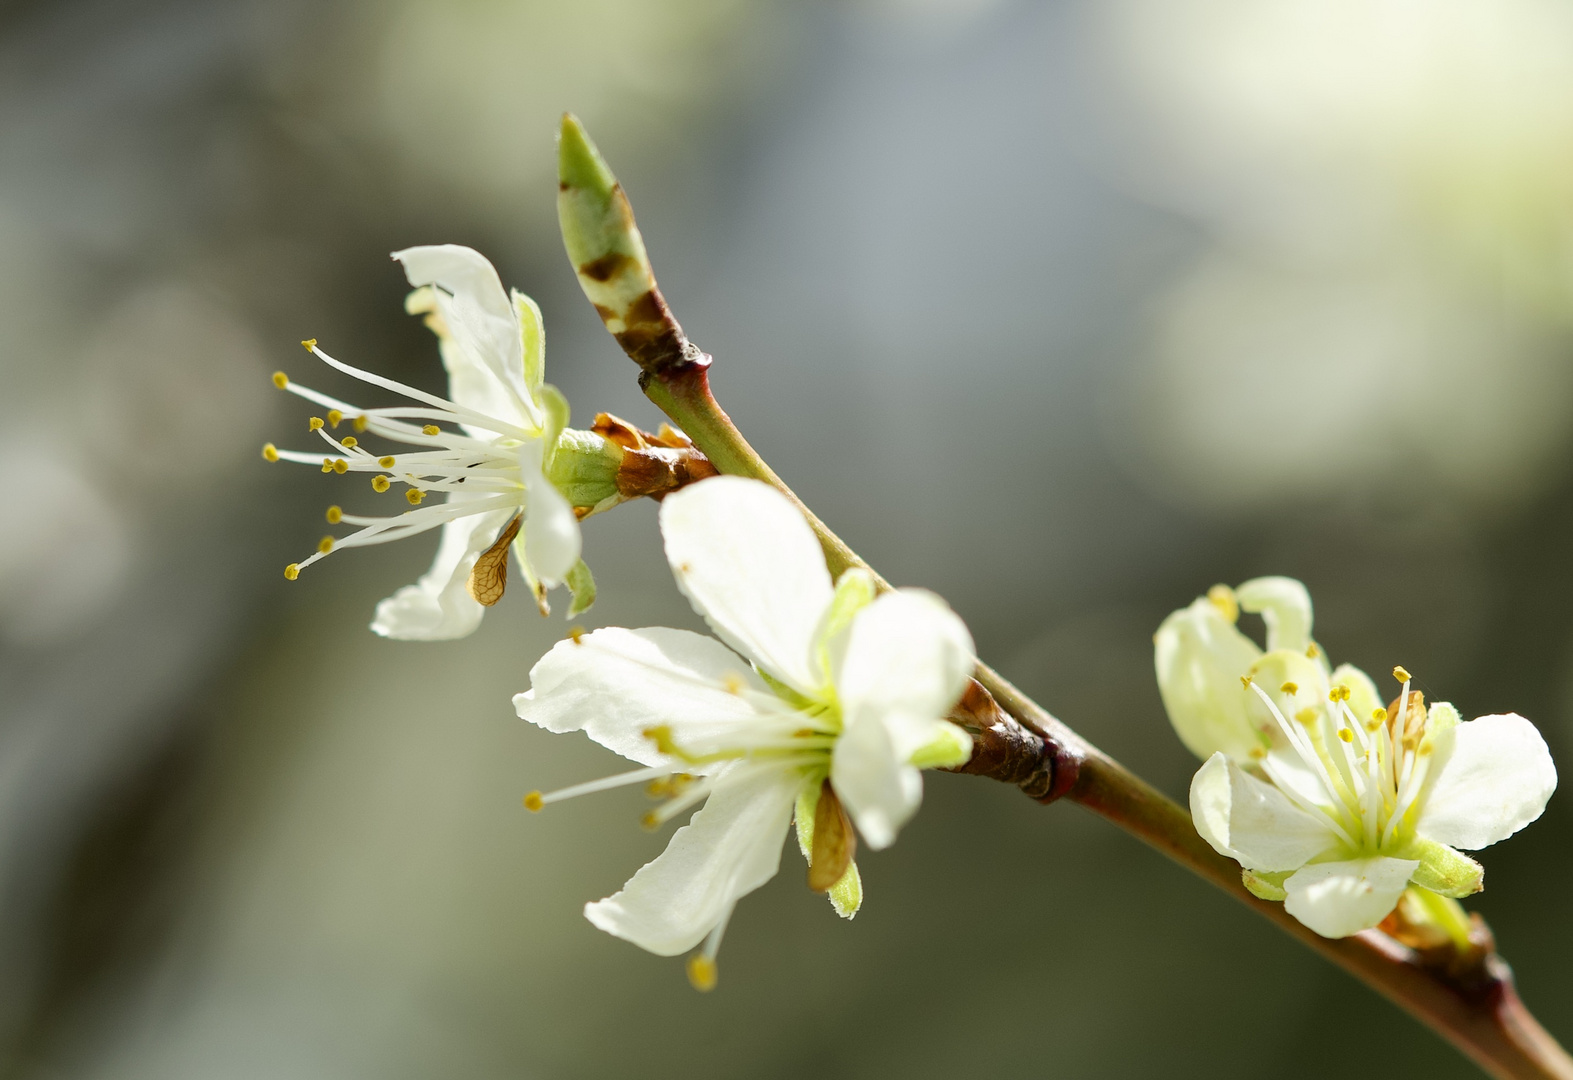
[2,0,1571,1076]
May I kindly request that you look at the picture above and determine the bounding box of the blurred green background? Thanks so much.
[1,0,1570,1076]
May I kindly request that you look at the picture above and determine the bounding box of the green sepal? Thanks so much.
[909,722,973,770]
[793,780,863,919]
[814,567,876,690]
[828,861,863,919]
[539,383,571,471]
[1425,701,1461,744]
[1400,838,1483,898]
[565,559,596,618]
[547,427,622,511]
[1242,868,1291,902]
[514,290,546,397]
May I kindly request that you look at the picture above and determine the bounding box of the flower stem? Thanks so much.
[634,360,1573,1080]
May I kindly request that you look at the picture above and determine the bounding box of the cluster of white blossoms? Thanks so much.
[1156,577,1557,938]
[264,245,590,638]
[515,477,976,989]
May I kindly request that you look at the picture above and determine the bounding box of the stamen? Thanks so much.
[406,489,425,505]
[1338,729,1354,743]
[341,437,358,449]
[301,338,317,351]
[283,563,299,580]
[1328,685,1351,702]
[327,409,343,428]
[530,763,681,809]
[272,371,289,389]
[1393,665,1412,683]
[333,459,348,474]
[1306,643,1320,659]
[326,506,342,524]
[353,415,368,432]
[1280,682,1298,695]
[568,626,586,644]
[423,425,440,436]
[372,476,391,493]
[1240,675,1252,690]
[686,955,718,993]
[261,443,279,462]
[321,458,333,473]
[318,536,335,554]
[379,456,395,468]
[310,417,324,431]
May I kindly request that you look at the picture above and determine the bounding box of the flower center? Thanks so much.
[1248,666,1436,855]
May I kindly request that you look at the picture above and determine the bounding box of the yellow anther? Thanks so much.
[640,810,661,830]
[261,443,279,462]
[686,955,718,993]
[333,458,348,474]
[1249,746,1267,760]
[1239,675,1252,690]
[1372,707,1388,722]
[271,371,289,389]
[1328,685,1350,702]
[340,436,357,449]
[325,506,342,524]
[723,673,745,695]
[1306,643,1320,659]
[568,625,586,644]
[1337,728,1354,743]
[318,535,334,554]
[353,414,368,432]
[422,424,440,436]
[523,791,544,812]
[1393,665,1412,683]
[1295,707,1318,726]
[372,475,391,493]
[378,456,395,468]
[643,725,678,756]
[309,417,324,431]
[326,409,343,428]
[1279,682,1298,695]
[405,488,424,505]
[1206,584,1239,623]
[283,563,300,581]
[301,338,317,351]
[321,458,334,473]
[646,780,671,798]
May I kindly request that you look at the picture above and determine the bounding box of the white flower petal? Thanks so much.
[514,627,772,768]
[1155,596,1266,762]
[583,764,803,955]
[520,442,581,588]
[1189,753,1340,871]
[1416,713,1557,850]
[394,245,536,429]
[659,477,833,694]
[369,504,509,640]
[831,713,923,851]
[836,589,974,756]
[1236,576,1314,653]
[1283,857,1418,938]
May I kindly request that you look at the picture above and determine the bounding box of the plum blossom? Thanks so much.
[514,477,975,987]
[265,245,587,638]
[1157,577,1556,937]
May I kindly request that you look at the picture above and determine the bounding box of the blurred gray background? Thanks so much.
[1,0,1570,1076]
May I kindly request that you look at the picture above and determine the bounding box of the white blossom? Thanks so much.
[265,245,582,638]
[514,477,975,987]
[1158,578,1557,937]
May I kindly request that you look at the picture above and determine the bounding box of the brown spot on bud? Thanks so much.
[578,250,638,283]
